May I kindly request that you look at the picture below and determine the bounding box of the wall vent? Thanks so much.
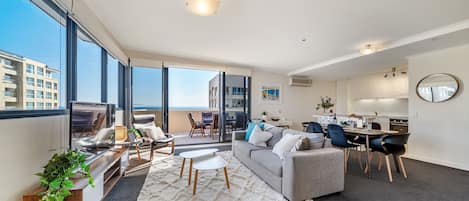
[289,76,312,87]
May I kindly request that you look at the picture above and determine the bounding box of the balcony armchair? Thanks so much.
[187,113,206,137]
[132,114,175,160]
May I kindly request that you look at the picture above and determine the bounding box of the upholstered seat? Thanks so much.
[251,149,283,177]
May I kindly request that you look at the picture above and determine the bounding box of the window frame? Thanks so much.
[0,0,125,119]
[0,0,66,119]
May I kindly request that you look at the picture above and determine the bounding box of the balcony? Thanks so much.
[132,109,246,145]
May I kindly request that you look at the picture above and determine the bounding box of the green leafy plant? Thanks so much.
[35,151,94,201]
[315,96,335,113]
[261,111,268,116]
[128,128,142,138]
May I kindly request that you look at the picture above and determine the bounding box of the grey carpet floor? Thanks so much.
[105,146,469,201]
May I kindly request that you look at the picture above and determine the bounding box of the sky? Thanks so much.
[0,0,218,109]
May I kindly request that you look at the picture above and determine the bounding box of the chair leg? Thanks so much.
[189,128,193,137]
[356,147,363,170]
[385,155,393,182]
[193,169,198,195]
[398,156,408,179]
[136,144,141,160]
[171,141,175,154]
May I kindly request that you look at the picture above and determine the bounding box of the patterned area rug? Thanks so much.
[137,151,286,201]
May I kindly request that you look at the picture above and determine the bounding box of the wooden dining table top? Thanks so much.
[321,124,400,136]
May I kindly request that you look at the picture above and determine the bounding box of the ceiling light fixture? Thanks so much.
[185,0,220,16]
[360,44,377,55]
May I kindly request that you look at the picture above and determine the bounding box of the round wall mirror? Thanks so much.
[416,73,459,103]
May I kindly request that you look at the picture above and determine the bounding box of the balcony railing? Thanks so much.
[4,91,17,97]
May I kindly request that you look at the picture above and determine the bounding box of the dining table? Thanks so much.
[322,124,400,179]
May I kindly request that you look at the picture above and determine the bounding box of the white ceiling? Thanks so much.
[82,0,469,79]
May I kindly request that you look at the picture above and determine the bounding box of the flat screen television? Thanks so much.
[70,102,115,156]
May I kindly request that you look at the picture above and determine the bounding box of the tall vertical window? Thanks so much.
[0,0,66,111]
[46,92,52,99]
[76,28,101,102]
[45,81,52,89]
[37,102,44,109]
[107,54,118,105]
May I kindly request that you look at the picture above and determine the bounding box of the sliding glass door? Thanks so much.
[132,66,163,128]
[130,66,250,144]
[221,74,250,142]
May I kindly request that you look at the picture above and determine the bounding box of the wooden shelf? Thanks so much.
[23,147,128,201]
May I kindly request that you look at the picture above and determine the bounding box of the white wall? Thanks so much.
[336,70,409,116]
[407,44,469,171]
[251,70,336,130]
[0,116,67,201]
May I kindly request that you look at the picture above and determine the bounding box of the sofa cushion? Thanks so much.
[245,122,265,141]
[248,125,273,147]
[234,140,267,159]
[251,149,283,177]
[266,126,286,147]
[283,129,324,149]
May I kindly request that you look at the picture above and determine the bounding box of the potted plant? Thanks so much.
[315,96,335,113]
[35,151,94,201]
[261,111,268,121]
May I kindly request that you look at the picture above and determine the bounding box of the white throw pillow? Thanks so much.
[272,134,303,159]
[248,125,272,147]
[142,126,167,140]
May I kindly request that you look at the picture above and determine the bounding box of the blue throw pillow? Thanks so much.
[245,122,264,141]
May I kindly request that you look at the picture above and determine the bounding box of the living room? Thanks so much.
[1,0,469,201]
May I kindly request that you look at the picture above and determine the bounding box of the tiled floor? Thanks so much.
[172,131,220,145]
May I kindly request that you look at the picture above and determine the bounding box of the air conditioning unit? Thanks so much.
[289,76,312,87]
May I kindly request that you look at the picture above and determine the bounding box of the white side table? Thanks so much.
[179,148,218,185]
[192,155,230,195]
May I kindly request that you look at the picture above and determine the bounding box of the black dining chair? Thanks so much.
[306,122,324,134]
[370,133,410,182]
[327,124,363,173]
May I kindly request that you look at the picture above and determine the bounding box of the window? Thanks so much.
[45,103,52,109]
[37,91,44,99]
[26,102,35,109]
[26,90,35,98]
[46,70,52,78]
[4,88,16,97]
[77,28,101,102]
[53,83,58,90]
[46,92,52,99]
[45,81,52,89]
[4,74,17,84]
[3,59,12,66]
[54,93,58,100]
[37,79,44,88]
[26,64,35,73]
[37,102,44,109]
[37,67,44,76]
[26,77,35,86]
[107,54,118,105]
[0,0,66,112]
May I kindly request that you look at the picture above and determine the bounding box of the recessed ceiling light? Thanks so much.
[301,38,307,42]
[360,44,377,55]
[185,0,220,16]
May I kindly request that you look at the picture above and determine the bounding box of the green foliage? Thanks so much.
[315,96,335,113]
[35,151,94,201]
[128,128,142,138]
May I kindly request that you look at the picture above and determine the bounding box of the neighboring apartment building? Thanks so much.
[0,50,59,110]
[208,74,245,111]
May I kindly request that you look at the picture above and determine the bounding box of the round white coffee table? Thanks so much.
[179,148,218,185]
[192,155,230,195]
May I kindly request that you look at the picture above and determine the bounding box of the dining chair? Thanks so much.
[187,113,205,137]
[209,113,219,139]
[370,133,410,182]
[306,122,324,135]
[301,122,310,131]
[327,124,363,173]
[202,112,213,127]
